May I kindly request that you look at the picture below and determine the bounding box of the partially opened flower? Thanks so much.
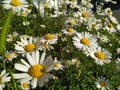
[5,51,17,61]
[14,51,54,88]
[104,8,113,15]
[68,58,80,67]
[95,76,112,90]
[103,21,116,33]
[53,57,63,70]
[2,0,29,13]
[0,69,11,89]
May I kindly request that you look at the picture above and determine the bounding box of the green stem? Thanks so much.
[0,10,13,55]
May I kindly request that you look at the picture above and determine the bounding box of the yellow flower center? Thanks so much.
[45,34,53,40]
[12,52,17,56]
[82,12,89,18]
[94,52,105,60]
[68,21,75,26]
[21,11,26,16]
[22,82,29,89]
[0,77,2,84]
[80,38,90,45]
[92,24,96,28]
[107,9,112,14]
[10,0,21,6]
[28,64,45,78]
[44,3,49,8]
[74,61,79,65]
[54,62,59,68]
[108,23,113,28]
[5,54,11,60]
[24,44,36,52]
[42,43,48,47]
[100,81,106,87]
[66,28,73,33]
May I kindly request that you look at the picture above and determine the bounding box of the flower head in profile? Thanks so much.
[2,0,29,13]
[104,8,113,15]
[0,69,11,89]
[40,33,58,44]
[14,51,54,88]
[68,58,80,67]
[95,76,112,90]
[39,42,54,51]
[90,47,111,66]
[62,28,76,36]
[5,51,17,61]
[53,57,63,70]
[103,21,116,33]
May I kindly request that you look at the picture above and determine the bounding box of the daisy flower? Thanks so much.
[90,47,111,66]
[72,32,98,51]
[78,7,94,23]
[23,21,30,26]
[65,17,77,27]
[104,8,113,15]
[62,27,76,36]
[20,80,30,90]
[53,57,63,70]
[68,58,80,67]
[6,31,19,42]
[5,51,17,61]
[96,32,109,43]
[19,9,31,17]
[40,33,58,44]
[14,51,54,88]
[15,35,41,55]
[87,18,102,31]
[103,21,116,33]
[2,0,29,13]
[6,36,13,43]
[39,42,54,51]
[0,69,11,89]
[95,76,112,90]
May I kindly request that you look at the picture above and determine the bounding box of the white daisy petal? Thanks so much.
[26,53,35,65]
[40,52,46,64]
[31,78,37,89]
[0,70,6,77]
[15,63,29,72]
[14,73,30,79]
[35,51,39,64]
[21,59,30,68]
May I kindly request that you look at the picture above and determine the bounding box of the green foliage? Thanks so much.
[0,1,120,90]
